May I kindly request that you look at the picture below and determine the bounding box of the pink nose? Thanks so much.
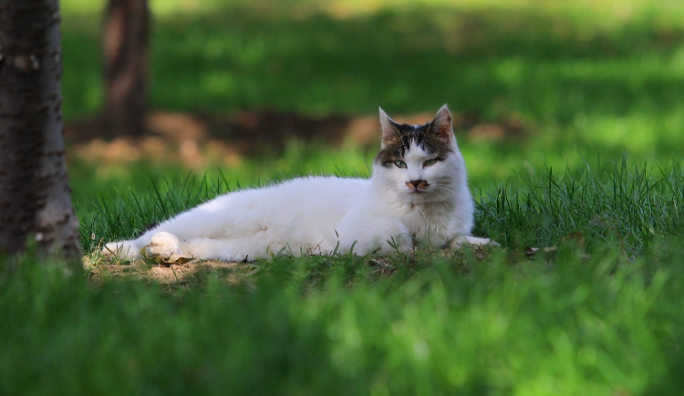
[406,180,429,190]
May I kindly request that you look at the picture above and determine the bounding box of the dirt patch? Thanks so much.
[66,111,350,168]
[85,258,259,286]
[66,110,527,166]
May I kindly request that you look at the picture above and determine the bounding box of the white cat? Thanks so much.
[103,105,495,261]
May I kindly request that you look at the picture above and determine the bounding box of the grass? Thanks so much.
[61,0,684,194]
[2,0,684,394]
[3,223,684,394]
[35,152,680,396]
[62,4,684,131]
[78,152,684,255]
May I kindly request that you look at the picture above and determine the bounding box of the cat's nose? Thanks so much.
[406,179,429,190]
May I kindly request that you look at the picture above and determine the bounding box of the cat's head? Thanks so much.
[372,105,466,203]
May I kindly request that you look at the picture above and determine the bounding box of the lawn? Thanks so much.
[61,0,684,200]
[1,0,684,394]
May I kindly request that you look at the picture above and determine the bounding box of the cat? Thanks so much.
[103,105,495,261]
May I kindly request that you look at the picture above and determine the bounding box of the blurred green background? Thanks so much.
[61,0,684,223]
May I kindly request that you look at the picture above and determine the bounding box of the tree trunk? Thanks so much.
[103,0,150,138]
[0,0,82,261]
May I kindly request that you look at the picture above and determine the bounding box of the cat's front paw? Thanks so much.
[103,241,141,259]
[395,235,414,253]
[450,235,501,249]
[380,234,413,254]
[148,232,182,258]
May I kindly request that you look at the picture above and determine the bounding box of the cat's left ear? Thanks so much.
[379,107,400,148]
[431,104,453,142]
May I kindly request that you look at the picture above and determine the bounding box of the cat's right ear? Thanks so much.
[379,107,399,148]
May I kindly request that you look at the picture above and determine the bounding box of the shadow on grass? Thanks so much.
[62,4,684,123]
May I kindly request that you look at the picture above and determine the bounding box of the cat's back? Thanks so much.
[206,175,369,218]
[265,176,369,210]
[232,176,370,237]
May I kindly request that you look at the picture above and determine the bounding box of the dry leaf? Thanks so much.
[163,254,194,264]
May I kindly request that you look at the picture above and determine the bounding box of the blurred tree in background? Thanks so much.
[0,0,81,262]
[103,0,150,137]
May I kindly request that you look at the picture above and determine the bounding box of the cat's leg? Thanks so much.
[105,231,276,261]
[147,232,287,262]
[102,239,144,259]
[449,235,500,249]
[338,217,412,255]
[104,232,186,260]
[102,192,261,260]
[148,231,183,257]
[103,230,168,260]
[381,232,413,254]
[102,230,190,260]
[102,217,247,260]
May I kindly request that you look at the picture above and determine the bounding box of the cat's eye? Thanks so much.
[423,159,437,167]
[394,160,407,169]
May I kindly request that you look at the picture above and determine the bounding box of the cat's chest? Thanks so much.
[401,203,453,241]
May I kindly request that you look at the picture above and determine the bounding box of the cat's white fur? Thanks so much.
[103,105,494,261]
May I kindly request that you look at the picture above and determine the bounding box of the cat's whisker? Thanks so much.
[433,186,459,195]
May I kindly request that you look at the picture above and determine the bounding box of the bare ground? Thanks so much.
[65,110,526,167]
[84,256,261,286]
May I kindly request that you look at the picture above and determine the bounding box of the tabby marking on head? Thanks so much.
[375,106,454,168]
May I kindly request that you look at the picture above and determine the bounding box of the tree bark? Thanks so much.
[0,0,82,261]
[103,0,150,138]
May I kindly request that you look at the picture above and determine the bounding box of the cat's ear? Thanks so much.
[379,107,399,148]
[431,104,453,142]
